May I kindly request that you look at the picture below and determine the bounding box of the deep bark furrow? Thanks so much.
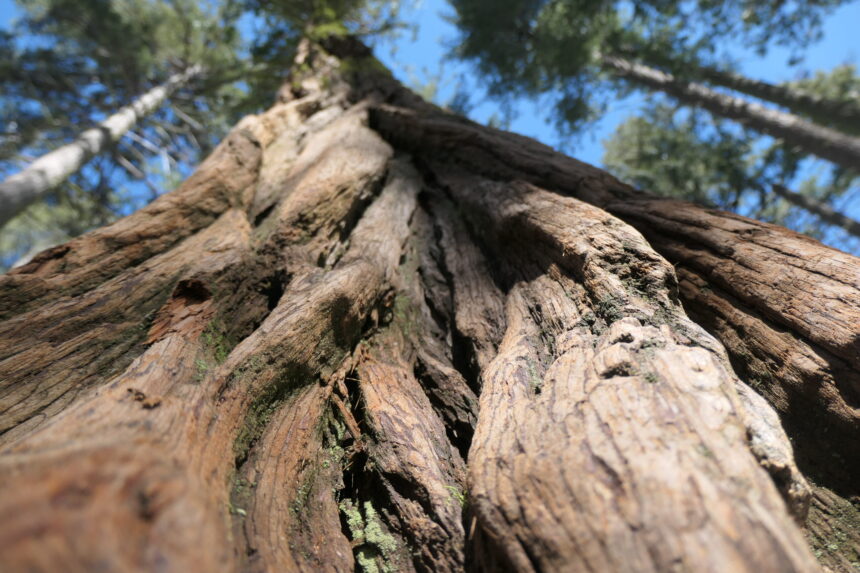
[423,189,506,378]
[408,206,479,458]
[676,266,860,491]
[207,156,422,571]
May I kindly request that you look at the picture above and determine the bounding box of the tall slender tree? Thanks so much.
[0,64,202,227]
[771,182,860,237]
[602,99,859,246]
[0,33,858,572]
[0,0,247,241]
[683,64,860,134]
[601,55,860,172]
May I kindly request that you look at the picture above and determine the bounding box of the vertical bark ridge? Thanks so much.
[0,95,367,445]
[0,142,418,572]
[209,159,426,572]
[0,277,233,573]
[231,382,354,573]
[255,104,392,265]
[429,168,816,571]
[608,200,860,494]
[676,267,859,480]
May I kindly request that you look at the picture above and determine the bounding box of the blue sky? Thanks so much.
[371,0,860,167]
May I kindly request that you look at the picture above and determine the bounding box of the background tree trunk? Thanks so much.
[601,55,860,172]
[0,64,203,228]
[769,183,860,238]
[693,64,860,135]
[1,36,858,573]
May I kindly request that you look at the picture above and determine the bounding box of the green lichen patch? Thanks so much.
[194,319,237,382]
[339,499,400,573]
[391,293,419,337]
[445,485,468,509]
[643,371,660,384]
[228,474,255,520]
[526,358,543,394]
[202,320,233,365]
[338,54,395,81]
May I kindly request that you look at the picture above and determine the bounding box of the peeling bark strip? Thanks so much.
[1,35,858,573]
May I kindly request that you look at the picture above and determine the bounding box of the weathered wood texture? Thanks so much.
[371,102,860,490]
[1,37,858,573]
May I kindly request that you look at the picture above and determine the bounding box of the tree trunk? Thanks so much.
[693,65,860,135]
[601,55,860,172]
[1,36,858,573]
[0,64,203,229]
[770,183,860,238]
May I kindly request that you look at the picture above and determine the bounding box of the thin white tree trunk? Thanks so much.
[0,64,202,228]
[602,55,860,172]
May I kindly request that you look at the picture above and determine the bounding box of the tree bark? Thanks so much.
[693,65,860,135]
[770,183,860,238]
[0,36,858,573]
[601,55,860,172]
[0,64,203,229]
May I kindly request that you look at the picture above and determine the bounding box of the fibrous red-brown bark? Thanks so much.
[0,36,858,573]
